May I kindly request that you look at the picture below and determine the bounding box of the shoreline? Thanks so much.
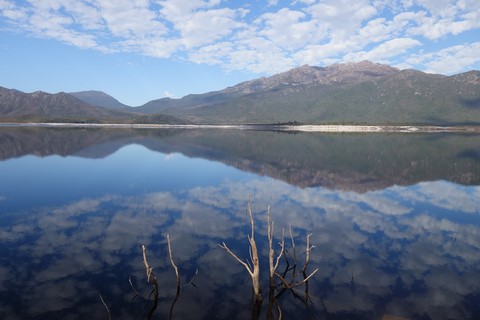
[1,122,479,133]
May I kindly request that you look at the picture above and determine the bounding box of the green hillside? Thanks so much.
[161,70,480,125]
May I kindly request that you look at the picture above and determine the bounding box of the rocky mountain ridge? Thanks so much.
[0,86,189,124]
[1,61,479,125]
[0,87,119,121]
[69,90,130,110]
[224,60,400,95]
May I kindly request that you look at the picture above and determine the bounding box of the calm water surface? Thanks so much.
[0,127,479,320]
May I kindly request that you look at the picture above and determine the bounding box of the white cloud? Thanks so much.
[400,41,480,74]
[0,0,479,75]
[96,0,167,38]
[188,41,235,65]
[307,0,378,38]
[256,8,322,51]
[157,0,221,18]
[345,37,422,61]
[408,15,472,40]
[403,0,480,40]
[174,8,242,48]
[163,90,174,98]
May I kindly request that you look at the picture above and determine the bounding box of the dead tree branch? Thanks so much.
[141,244,159,320]
[267,205,285,288]
[167,234,180,291]
[275,231,319,290]
[219,195,262,301]
[301,233,316,274]
[274,268,319,289]
[167,234,181,320]
[218,242,253,276]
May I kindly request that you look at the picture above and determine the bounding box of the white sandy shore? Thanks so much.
[1,122,479,133]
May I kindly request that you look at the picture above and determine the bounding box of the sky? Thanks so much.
[0,0,479,106]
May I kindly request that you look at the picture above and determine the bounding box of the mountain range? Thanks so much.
[1,61,479,125]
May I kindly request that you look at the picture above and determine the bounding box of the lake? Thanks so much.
[0,126,479,320]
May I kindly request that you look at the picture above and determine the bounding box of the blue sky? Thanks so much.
[0,0,479,106]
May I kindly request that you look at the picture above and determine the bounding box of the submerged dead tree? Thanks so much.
[275,231,318,290]
[219,195,263,302]
[137,236,197,320]
[220,196,319,319]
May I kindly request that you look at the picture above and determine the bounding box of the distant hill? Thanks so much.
[139,61,480,125]
[1,61,479,125]
[69,90,132,110]
[0,87,188,124]
[138,61,399,115]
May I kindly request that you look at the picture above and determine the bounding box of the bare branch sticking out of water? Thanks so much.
[167,234,180,291]
[141,244,159,320]
[275,229,319,289]
[289,226,297,271]
[301,233,316,274]
[219,194,263,302]
[274,268,319,289]
[167,234,181,320]
[268,205,285,288]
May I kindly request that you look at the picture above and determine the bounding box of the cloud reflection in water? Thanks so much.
[0,174,479,319]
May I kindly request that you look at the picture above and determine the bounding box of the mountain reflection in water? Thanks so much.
[0,126,479,320]
[1,126,479,191]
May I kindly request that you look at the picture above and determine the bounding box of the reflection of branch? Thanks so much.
[182,268,199,288]
[141,244,158,320]
[167,234,181,320]
[129,276,142,299]
[99,293,112,320]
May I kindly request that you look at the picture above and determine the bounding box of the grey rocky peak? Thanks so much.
[225,60,399,95]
